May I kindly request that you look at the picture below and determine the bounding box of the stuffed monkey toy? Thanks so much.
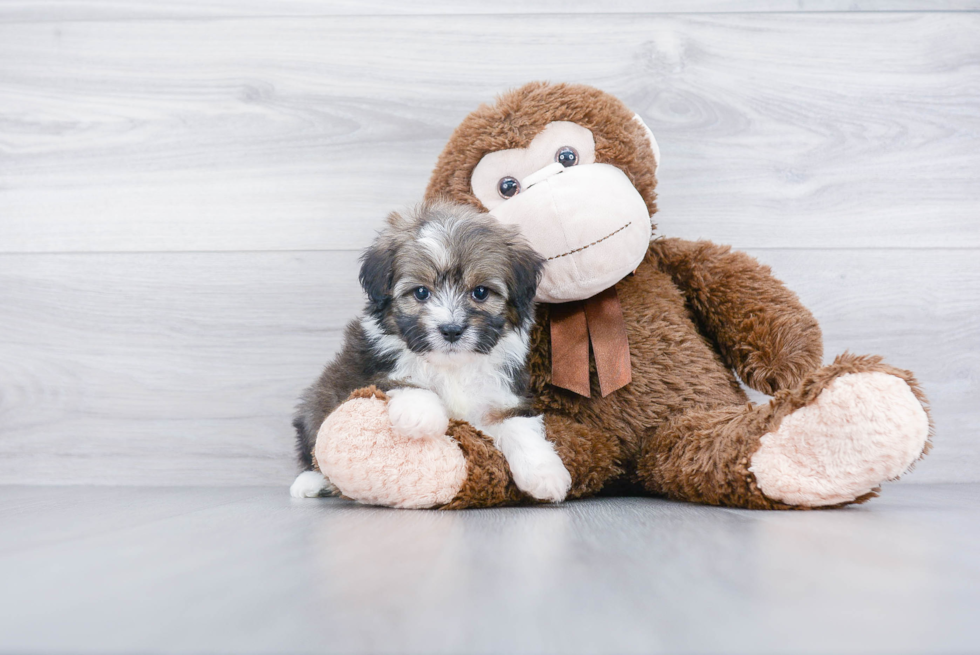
[306,82,931,510]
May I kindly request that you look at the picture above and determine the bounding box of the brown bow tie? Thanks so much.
[549,286,632,397]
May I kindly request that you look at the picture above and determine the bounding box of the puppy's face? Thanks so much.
[360,203,544,357]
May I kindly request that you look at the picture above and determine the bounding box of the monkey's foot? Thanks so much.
[750,369,930,507]
[315,389,467,509]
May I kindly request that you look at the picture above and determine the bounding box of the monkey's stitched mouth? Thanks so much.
[546,221,633,262]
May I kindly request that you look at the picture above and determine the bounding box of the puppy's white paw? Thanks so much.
[510,446,573,503]
[289,470,336,498]
[492,416,572,503]
[387,388,450,440]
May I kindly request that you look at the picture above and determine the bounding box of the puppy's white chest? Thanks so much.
[399,358,513,426]
[439,377,485,422]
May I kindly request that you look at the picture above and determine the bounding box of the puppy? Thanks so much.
[290,202,572,503]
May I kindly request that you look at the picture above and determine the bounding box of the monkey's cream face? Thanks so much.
[470,120,659,303]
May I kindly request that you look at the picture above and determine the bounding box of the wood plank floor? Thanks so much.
[1,484,978,654]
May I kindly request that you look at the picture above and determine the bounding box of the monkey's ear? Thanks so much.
[359,239,396,315]
[632,113,661,172]
[507,242,546,326]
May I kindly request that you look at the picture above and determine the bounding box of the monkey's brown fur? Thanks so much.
[413,82,932,509]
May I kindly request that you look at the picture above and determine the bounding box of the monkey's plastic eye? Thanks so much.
[471,286,489,302]
[413,287,430,301]
[555,146,579,167]
[497,177,520,199]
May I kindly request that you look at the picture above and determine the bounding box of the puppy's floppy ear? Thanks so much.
[359,236,397,315]
[385,209,410,230]
[506,237,545,325]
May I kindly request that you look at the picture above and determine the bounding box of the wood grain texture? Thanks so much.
[1,7,976,488]
[0,248,975,486]
[1,485,979,653]
[0,251,361,486]
[2,1,979,22]
[1,13,978,252]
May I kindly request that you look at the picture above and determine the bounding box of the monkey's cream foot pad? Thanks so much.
[315,395,466,509]
[750,372,930,507]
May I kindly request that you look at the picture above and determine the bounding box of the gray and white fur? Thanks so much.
[290,202,572,502]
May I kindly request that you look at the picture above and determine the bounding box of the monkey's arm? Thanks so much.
[649,238,823,394]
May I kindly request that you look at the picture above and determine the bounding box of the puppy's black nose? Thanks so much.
[438,323,466,343]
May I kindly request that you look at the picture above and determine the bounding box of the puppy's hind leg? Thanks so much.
[289,470,338,498]
[291,394,340,498]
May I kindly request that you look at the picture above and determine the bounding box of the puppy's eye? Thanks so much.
[471,286,490,302]
[555,146,579,167]
[497,177,520,199]
[413,287,430,302]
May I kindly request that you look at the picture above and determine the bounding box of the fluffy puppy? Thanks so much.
[290,202,572,502]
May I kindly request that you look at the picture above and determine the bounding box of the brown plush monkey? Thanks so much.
[308,82,931,510]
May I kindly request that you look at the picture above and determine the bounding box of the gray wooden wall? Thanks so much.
[1,1,978,487]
